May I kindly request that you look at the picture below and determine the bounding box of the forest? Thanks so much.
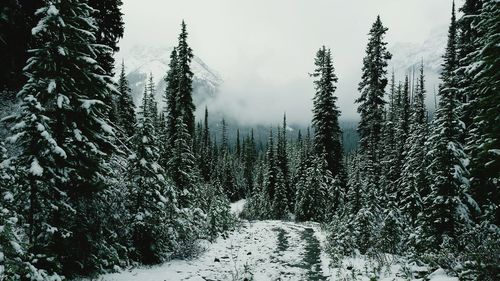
[0,0,498,280]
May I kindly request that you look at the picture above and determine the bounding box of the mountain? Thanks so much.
[389,26,447,110]
[115,45,223,108]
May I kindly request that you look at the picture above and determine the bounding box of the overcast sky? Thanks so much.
[119,0,456,125]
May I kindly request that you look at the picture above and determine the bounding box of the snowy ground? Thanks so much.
[81,201,457,281]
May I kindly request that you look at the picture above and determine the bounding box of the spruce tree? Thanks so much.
[128,92,177,264]
[464,0,500,225]
[167,117,198,208]
[165,47,179,148]
[277,114,292,210]
[117,60,136,138]
[87,0,124,76]
[147,73,158,125]
[199,107,212,182]
[311,47,344,185]
[356,16,392,199]
[264,129,278,204]
[176,21,195,137]
[401,62,428,225]
[8,0,116,275]
[421,2,473,250]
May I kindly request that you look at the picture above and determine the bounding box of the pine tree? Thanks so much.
[356,16,392,196]
[87,0,124,76]
[7,0,117,275]
[272,168,289,220]
[128,93,177,264]
[464,0,500,225]
[165,47,179,148]
[277,114,292,210]
[117,60,136,138]
[264,129,278,204]
[1,142,58,280]
[199,107,212,182]
[147,73,158,125]
[311,47,345,185]
[379,73,399,206]
[294,154,332,222]
[167,117,198,208]
[401,62,428,225]
[176,21,195,137]
[421,2,473,251]
[393,76,411,202]
[236,129,241,159]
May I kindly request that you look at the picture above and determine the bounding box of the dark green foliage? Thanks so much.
[87,0,124,76]
[116,61,136,138]
[311,47,344,185]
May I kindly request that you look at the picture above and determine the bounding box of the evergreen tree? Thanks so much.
[393,76,411,202]
[464,0,500,225]
[87,0,124,76]
[236,129,241,159]
[199,107,212,182]
[420,2,473,250]
[277,114,292,210]
[401,62,428,225]
[128,93,177,264]
[294,154,332,222]
[165,48,179,148]
[1,142,59,280]
[7,0,117,275]
[117,60,136,138]
[264,129,278,204]
[176,21,195,137]
[167,117,198,208]
[311,47,344,185]
[355,16,392,195]
[147,73,158,125]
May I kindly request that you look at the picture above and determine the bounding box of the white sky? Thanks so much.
[119,0,455,124]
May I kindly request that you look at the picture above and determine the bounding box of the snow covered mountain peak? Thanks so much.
[115,45,223,107]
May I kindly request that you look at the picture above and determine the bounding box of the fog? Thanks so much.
[119,0,456,125]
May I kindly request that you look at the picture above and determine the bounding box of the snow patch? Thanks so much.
[230,199,246,216]
[30,158,43,176]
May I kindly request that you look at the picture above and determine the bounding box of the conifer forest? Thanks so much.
[0,0,498,280]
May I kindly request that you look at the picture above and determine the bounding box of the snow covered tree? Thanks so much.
[165,47,179,148]
[379,74,399,206]
[7,0,117,275]
[1,142,57,280]
[276,115,292,210]
[117,60,136,138]
[356,16,392,195]
[167,117,198,208]
[147,73,158,126]
[176,21,195,137]
[272,168,289,220]
[420,2,473,251]
[294,154,332,222]
[199,107,213,182]
[87,0,124,76]
[401,62,428,226]
[264,129,278,204]
[128,93,177,264]
[463,0,500,226]
[242,130,257,196]
[311,47,345,188]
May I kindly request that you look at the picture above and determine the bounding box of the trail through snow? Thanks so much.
[91,220,327,281]
[84,202,458,281]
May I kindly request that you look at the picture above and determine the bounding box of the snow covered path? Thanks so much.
[91,220,330,281]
